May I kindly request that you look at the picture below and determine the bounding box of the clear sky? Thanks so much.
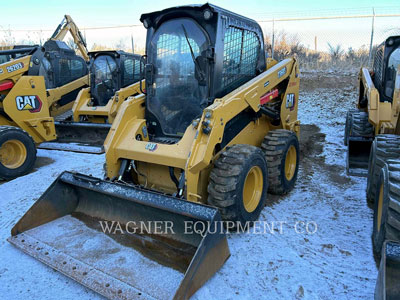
[3,0,400,29]
[2,1,400,51]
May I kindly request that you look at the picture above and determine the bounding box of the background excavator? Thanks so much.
[8,4,301,300]
[344,36,400,299]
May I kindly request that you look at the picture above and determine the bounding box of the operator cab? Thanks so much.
[28,40,88,106]
[88,51,142,106]
[372,36,400,103]
[140,4,265,141]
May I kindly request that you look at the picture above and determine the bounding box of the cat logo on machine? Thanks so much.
[145,142,158,152]
[15,95,42,113]
[286,93,295,111]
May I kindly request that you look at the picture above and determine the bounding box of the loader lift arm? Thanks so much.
[50,15,89,62]
[358,67,392,133]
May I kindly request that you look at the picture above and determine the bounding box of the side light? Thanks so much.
[204,9,213,21]
[143,19,151,29]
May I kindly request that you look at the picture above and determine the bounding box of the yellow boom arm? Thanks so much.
[50,15,89,62]
[359,67,400,134]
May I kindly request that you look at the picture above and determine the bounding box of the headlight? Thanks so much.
[143,19,150,29]
[204,9,213,20]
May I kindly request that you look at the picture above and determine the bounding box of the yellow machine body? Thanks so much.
[72,80,143,124]
[105,58,300,203]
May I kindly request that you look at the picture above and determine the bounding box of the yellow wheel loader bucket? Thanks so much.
[8,171,230,300]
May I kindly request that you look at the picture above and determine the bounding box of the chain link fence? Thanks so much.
[1,7,400,71]
[260,7,400,71]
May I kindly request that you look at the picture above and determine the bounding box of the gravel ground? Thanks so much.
[0,71,378,299]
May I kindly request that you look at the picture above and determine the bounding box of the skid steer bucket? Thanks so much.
[346,136,373,177]
[375,241,400,300]
[38,122,111,154]
[8,171,230,300]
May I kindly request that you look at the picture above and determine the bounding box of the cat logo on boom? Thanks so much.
[15,95,42,113]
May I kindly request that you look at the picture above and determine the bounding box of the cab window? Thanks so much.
[385,48,400,98]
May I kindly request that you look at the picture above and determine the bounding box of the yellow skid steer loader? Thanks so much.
[9,4,301,299]
[345,36,400,177]
[39,50,143,153]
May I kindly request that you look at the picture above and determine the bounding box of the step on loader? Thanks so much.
[9,4,301,299]
[39,50,143,153]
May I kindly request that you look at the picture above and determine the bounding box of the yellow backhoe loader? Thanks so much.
[39,50,143,152]
[8,4,301,299]
[344,36,400,298]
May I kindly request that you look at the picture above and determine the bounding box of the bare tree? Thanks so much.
[114,38,127,51]
[66,38,76,50]
[327,43,344,61]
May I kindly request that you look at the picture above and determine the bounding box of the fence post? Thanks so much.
[368,8,375,67]
[314,36,317,52]
[271,18,275,59]
[131,34,134,53]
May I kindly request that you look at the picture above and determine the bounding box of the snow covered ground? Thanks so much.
[0,71,378,299]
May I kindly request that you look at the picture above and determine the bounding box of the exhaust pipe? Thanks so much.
[8,171,230,300]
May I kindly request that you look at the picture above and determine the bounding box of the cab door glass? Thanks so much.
[385,48,400,98]
[91,55,118,106]
[38,57,55,89]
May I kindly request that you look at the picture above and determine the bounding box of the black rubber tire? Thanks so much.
[0,126,37,180]
[207,144,268,225]
[367,135,400,205]
[372,161,400,255]
[344,109,358,146]
[349,111,374,138]
[261,129,299,195]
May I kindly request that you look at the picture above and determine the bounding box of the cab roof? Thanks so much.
[140,3,260,31]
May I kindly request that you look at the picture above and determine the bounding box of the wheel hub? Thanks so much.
[0,139,27,169]
[285,145,297,181]
[243,166,263,213]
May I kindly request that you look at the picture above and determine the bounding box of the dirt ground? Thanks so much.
[0,71,378,299]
